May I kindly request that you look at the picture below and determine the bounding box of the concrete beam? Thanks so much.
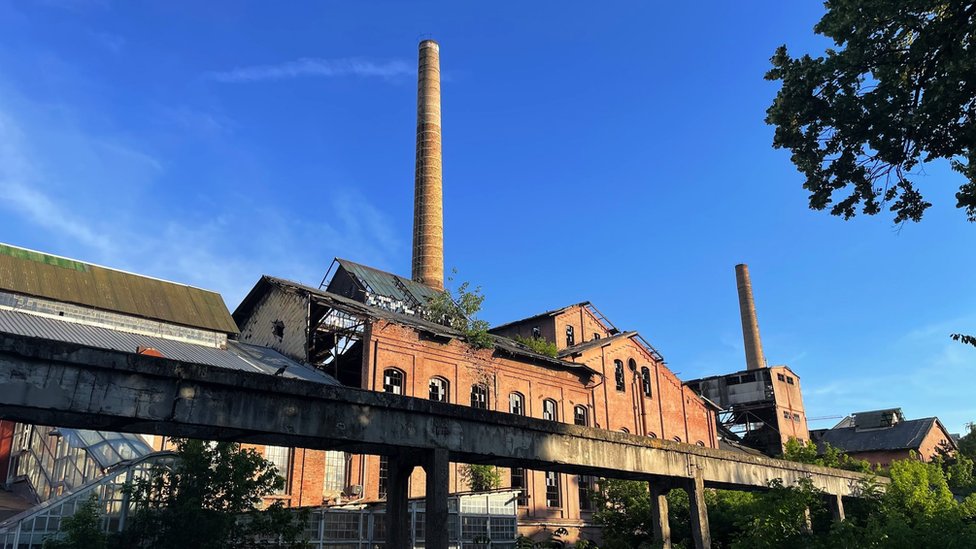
[0,333,880,497]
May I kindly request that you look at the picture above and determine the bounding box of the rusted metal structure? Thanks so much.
[685,264,810,457]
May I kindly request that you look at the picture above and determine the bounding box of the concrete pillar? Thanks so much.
[649,482,672,549]
[385,454,416,549]
[685,469,711,549]
[802,506,813,534]
[424,449,450,549]
[827,493,845,523]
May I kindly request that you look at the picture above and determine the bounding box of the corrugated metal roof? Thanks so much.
[0,308,338,385]
[0,243,238,334]
[335,258,442,306]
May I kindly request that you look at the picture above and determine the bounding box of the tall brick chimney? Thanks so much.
[412,39,444,291]
[735,264,767,370]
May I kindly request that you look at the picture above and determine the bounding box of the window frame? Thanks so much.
[471,383,490,410]
[382,367,405,395]
[614,360,625,391]
[573,405,588,427]
[542,399,558,422]
[509,392,525,416]
[545,471,561,508]
[640,366,652,397]
[565,325,575,347]
[428,376,449,403]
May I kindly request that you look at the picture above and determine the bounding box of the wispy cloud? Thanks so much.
[207,58,414,83]
[0,83,402,308]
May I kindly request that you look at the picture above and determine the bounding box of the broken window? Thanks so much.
[264,446,291,495]
[531,326,541,338]
[509,392,525,416]
[593,332,600,340]
[786,376,795,385]
[578,475,594,511]
[673,436,682,443]
[566,325,575,346]
[640,367,652,397]
[614,360,625,391]
[545,471,561,507]
[511,468,528,506]
[574,405,588,426]
[543,399,558,422]
[429,377,449,403]
[793,413,801,422]
[620,427,630,434]
[471,383,489,410]
[382,368,404,395]
[648,432,657,438]
[777,373,786,382]
[378,455,389,499]
[783,411,791,419]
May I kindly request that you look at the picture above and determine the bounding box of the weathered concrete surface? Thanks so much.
[0,333,881,497]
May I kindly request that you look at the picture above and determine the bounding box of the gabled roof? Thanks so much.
[0,243,237,334]
[812,417,956,455]
[331,258,442,307]
[557,331,635,358]
[234,275,600,378]
[488,302,590,333]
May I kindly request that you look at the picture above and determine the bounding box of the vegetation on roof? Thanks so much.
[423,277,493,350]
[514,335,558,358]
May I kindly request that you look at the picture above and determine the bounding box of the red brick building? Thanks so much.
[230,259,719,540]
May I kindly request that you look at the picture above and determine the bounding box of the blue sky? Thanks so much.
[1,1,973,433]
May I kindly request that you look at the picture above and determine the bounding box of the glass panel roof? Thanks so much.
[59,428,152,469]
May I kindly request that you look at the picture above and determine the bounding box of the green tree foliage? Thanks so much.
[514,335,559,358]
[424,276,494,350]
[43,495,107,549]
[593,444,976,547]
[115,439,307,549]
[459,464,502,492]
[765,0,976,224]
[781,438,873,473]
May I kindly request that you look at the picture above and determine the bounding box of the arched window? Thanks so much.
[471,383,489,410]
[531,326,541,338]
[382,368,404,395]
[509,392,525,416]
[648,432,658,439]
[640,367,652,397]
[620,427,630,434]
[696,441,706,447]
[673,436,682,443]
[574,405,588,427]
[614,360,625,391]
[428,377,449,403]
[542,399,558,422]
[565,325,575,346]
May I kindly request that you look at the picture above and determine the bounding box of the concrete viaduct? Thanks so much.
[0,332,879,549]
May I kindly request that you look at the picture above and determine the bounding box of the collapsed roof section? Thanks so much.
[233,275,600,381]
